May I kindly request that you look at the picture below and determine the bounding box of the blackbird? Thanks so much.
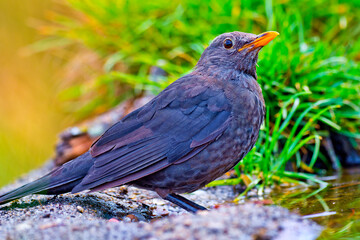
[0,31,278,212]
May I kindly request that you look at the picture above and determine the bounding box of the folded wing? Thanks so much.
[72,76,232,193]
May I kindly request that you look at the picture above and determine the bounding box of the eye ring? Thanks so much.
[223,38,234,49]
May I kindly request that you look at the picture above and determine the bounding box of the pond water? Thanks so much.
[269,168,360,239]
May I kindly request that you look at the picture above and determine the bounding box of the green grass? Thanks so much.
[30,0,360,194]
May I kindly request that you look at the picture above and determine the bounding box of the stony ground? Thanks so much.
[0,161,322,240]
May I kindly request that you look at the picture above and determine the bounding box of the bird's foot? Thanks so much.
[163,193,207,213]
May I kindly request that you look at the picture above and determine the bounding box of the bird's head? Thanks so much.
[196,31,279,79]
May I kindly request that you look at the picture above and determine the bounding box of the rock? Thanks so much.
[0,204,322,240]
[0,161,323,239]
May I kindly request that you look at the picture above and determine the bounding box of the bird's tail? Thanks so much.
[0,151,94,205]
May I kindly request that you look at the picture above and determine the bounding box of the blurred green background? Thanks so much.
[0,0,359,188]
[0,0,71,186]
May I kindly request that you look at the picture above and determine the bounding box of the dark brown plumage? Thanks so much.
[0,31,279,212]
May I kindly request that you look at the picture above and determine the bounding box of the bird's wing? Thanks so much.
[72,76,232,192]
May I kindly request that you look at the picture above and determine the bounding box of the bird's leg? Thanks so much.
[163,193,207,213]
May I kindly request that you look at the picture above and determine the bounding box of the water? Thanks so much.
[270,168,360,239]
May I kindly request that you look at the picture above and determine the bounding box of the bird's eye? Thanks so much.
[223,39,233,49]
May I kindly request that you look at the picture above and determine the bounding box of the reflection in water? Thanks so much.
[269,168,360,239]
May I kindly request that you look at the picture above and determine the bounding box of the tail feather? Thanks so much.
[0,151,94,205]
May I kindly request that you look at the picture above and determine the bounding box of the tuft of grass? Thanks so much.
[209,94,336,197]
[30,0,360,193]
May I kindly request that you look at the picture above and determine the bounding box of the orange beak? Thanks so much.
[238,31,279,52]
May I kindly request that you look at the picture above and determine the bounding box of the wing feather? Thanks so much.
[73,76,233,193]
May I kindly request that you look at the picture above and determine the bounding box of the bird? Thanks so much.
[0,31,279,213]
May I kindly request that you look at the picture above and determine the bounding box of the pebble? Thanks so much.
[76,206,84,213]
[123,214,139,222]
[108,218,120,223]
[42,213,51,218]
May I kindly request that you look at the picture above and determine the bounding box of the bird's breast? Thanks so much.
[225,81,265,160]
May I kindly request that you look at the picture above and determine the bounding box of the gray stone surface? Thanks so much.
[0,161,323,240]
